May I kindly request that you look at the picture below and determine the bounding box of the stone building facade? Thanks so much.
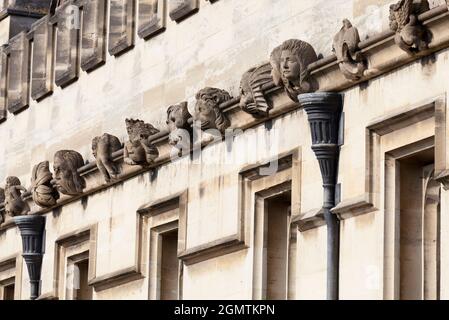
[0,0,449,300]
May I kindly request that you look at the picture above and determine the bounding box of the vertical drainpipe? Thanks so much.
[298,92,343,300]
[13,215,46,300]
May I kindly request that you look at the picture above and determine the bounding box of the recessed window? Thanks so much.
[3,283,15,300]
[73,260,92,300]
[160,230,179,300]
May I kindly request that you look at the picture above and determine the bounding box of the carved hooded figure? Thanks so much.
[332,19,366,81]
[31,161,60,208]
[193,87,232,133]
[92,133,122,183]
[270,39,318,102]
[389,0,431,53]
[124,119,160,165]
[167,102,192,151]
[53,150,86,196]
[4,176,30,217]
[239,63,273,118]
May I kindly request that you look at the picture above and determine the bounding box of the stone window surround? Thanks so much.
[0,254,23,300]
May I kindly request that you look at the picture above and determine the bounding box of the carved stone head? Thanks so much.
[124,119,160,165]
[5,176,30,217]
[239,63,273,118]
[31,161,60,208]
[92,133,122,183]
[194,87,232,133]
[167,102,192,147]
[126,119,160,143]
[270,39,318,102]
[53,150,86,196]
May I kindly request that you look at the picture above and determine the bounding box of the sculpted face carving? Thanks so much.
[193,87,232,133]
[4,176,30,217]
[53,150,86,196]
[332,19,366,81]
[124,119,160,165]
[389,0,431,53]
[167,102,192,149]
[92,133,122,183]
[31,161,60,208]
[239,63,273,118]
[270,39,318,102]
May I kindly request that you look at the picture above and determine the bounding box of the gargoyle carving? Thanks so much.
[239,63,273,118]
[193,87,232,133]
[167,102,192,150]
[53,150,86,196]
[333,19,366,81]
[4,176,30,217]
[389,0,431,53]
[270,39,318,102]
[92,133,122,183]
[0,188,4,224]
[124,119,160,165]
[31,161,60,208]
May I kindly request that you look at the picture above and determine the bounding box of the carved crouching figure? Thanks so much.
[167,102,192,153]
[193,87,232,133]
[389,0,431,53]
[333,19,366,81]
[270,39,318,102]
[0,188,5,224]
[4,177,30,217]
[239,63,273,118]
[92,133,122,183]
[53,150,86,196]
[124,119,160,166]
[31,161,60,208]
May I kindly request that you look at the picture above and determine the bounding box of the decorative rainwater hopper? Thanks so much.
[298,92,343,300]
[13,215,46,300]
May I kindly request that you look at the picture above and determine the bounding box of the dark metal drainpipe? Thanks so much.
[298,92,343,300]
[13,215,46,300]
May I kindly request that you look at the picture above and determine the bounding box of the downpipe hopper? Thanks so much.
[298,92,343,300]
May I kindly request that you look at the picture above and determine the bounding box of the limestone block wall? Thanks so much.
[0,0,449,300]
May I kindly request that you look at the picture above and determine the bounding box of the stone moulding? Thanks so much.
[1,6,449,231]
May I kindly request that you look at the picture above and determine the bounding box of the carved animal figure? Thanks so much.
[124,119,160,165]
[0,187,4,224]
[333,19,366,81]
[239,63,273,118]
[4,176,30,217]
[193,87,232,133]
[31,161,60,208]
[270,39,318,102]
[167,102,192,151]
[389,0,430,53]
[92,133,122,183]
[53,150,86,196]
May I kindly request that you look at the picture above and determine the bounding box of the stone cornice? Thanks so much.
[1,5,449,231]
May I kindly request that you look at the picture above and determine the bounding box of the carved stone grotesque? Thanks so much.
[389,0,431,53]
[53,150,86,196]
[4,176,30,217]
[92,133,122,183]
[239,63,273,118]
[270,39,318,102]
[333,19,366,82]
[167,102,192,150]
[193,87,232,133]
[124,119,160,165]
[31,161,60,208]
[0,187,4,224]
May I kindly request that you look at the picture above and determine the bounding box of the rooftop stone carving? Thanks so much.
[53,150,86,196]
[92,133,122,183]
[270,39,318,102]
[389,0,431,53]
[193,87,232,133]
[239,63,273,118]
[167,102,192,152]
[332,19,366,82]
[31,161,60,208]
[4,176,30,217]
[124,119,160,165]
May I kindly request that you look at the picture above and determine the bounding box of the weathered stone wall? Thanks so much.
[0,0,449,300]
